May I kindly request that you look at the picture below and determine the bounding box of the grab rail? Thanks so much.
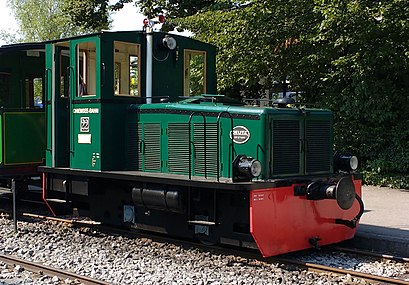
[45,68,52,153]
[216,111,234,182]
[67,66,75,154]
[188,112,207,180]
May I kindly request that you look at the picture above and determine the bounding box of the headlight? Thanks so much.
[233,155,262,182]
[250,160,262,177]
[334,154,359,172]
[162,36,177,50]
[349,156,358,170]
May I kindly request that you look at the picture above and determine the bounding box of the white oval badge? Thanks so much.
[230,126,251,144]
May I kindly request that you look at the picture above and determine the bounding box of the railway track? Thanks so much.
[0,254,110,285]
[329,246,409,263]
[273,256,409,285]
[2,211,409,285]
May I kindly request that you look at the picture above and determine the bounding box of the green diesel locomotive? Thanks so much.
[40,26,363,257]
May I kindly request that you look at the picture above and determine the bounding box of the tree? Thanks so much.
[62,0,111,32]
[135,0,217,18]
[7,0,110,42]
[306,0,409,180]
[0,29,19,45]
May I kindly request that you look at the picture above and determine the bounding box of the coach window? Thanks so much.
[25,76,43,108]
[113,41,140,96]
[184,50,206,96]
[77,42,96,97]
[0,72,11,107]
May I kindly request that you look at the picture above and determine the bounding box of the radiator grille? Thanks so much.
[194,123,218,177]
[143,123,161,171]
[168,123,190,173]
[306,120,331,173]
[272,120,300,176]
[125,120,139,170]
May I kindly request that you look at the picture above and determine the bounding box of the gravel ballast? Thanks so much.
[0,214,405,285]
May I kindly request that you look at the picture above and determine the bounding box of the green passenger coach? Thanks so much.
[40,26,363,258]
[0,43,45,186]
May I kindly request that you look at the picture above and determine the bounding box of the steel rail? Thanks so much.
[0,254,110,285]
[272,257,409,285]
[328,246,409,263]
[21,213,100,226]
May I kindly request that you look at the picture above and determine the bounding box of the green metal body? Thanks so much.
[0,110,45,166]
[127,100,333,180]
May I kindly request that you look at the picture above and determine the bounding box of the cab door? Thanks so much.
[69,39,101,170]
[45,42,71,168]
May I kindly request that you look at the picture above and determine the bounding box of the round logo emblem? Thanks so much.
[230,126,251,144]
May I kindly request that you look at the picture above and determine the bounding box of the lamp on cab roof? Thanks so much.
[143,15,165,28]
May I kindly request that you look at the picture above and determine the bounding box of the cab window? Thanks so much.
[113,41,140,96]
[184,50,206,96]
[0,72,11,106]
[77,42,96,97]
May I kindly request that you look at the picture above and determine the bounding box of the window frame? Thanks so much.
[113,41,141,97]
[183,49,207,96]
[76,42,97,97]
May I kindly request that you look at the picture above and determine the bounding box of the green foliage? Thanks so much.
[135,0,217,18]
[62,0,110,31]
[188,53,205,95]
[363,171,409,189]
[309,0,409,181]
[7,0,109,42]
[0,29,19,45]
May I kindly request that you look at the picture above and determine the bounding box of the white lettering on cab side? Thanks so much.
[73,108,99,114]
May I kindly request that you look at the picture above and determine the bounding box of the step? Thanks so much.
[187,220,216,226]
[45,198,69,204]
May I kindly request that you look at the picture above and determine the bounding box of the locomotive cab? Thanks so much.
[43,31,216,171]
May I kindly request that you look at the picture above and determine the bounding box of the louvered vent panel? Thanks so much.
[194,123,218,177]
[137,124,143,170]
[143,123,161,171]
[306,120,331,173]
[168,123,190,173]
[125,121,139,170]
[272,120,300,176]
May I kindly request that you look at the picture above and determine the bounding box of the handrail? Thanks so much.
[101,62,106,87]
[45,68,52,153]
[216,111,234,181]
[67,66,75,155]
[188,112,207,180]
